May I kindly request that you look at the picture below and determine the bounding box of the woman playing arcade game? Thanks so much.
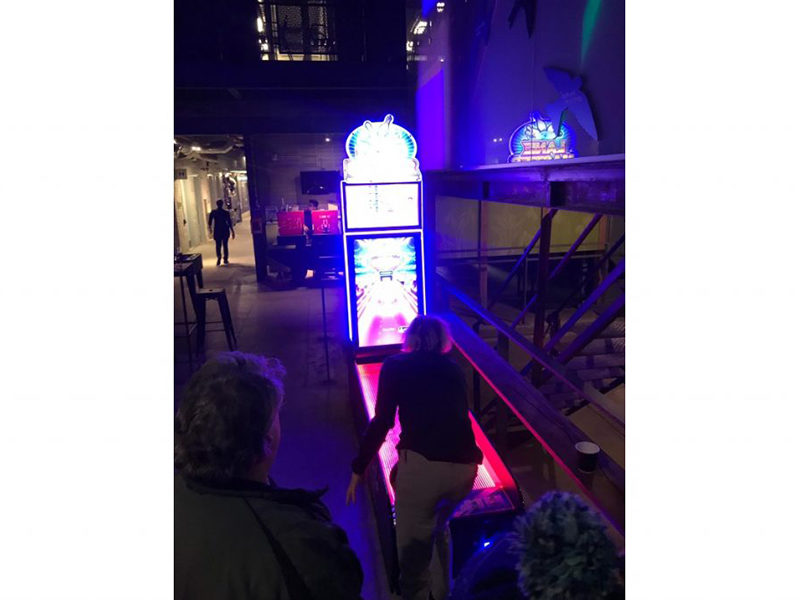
[345,315,482,600]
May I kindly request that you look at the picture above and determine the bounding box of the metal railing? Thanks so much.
[439,275,624,428]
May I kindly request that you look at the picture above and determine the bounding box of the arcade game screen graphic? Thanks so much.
[353,236,420,347]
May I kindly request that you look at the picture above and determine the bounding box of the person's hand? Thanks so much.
[231,231,236,239]
[345,472,361,505]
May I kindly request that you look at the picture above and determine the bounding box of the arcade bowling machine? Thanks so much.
[341,115,522,587]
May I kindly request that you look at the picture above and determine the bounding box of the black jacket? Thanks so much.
[175,474,364,600]
[352,351,483,475]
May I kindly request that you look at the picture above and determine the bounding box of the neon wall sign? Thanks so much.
[344,114,422,183]
[508,112,577,162]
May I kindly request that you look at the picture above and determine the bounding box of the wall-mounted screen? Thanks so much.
[301,170,340,195]
[343,182,420,231]
[347,233,423,348]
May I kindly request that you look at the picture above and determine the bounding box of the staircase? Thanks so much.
[538,315,625,421]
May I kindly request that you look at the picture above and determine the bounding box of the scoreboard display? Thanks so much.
[342,182,421,231]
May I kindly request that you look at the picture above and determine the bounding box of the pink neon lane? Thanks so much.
[356,362,516,515]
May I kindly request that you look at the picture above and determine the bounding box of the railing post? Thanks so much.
[478,182,489,307]
[532,207,553,380]
[522,253,529,325]
[487,208,558,311]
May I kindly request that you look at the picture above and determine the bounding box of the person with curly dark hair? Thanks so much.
[175,351,364,600]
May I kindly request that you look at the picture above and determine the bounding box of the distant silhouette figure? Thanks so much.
[208,199,235,265]
[304,199,319,236]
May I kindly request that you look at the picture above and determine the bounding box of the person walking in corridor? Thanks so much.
[345,315,482,600]
[208,199,235,265]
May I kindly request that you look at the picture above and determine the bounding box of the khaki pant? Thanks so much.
[394,450,477,600]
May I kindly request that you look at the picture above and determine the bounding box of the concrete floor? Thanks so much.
[174,215,395,600]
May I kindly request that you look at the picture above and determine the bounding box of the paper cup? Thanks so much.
[575,441,600,473]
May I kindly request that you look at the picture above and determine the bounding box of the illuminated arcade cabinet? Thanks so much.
[341,115,522,587]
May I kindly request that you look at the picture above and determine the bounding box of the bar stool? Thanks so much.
[193,287,238,351]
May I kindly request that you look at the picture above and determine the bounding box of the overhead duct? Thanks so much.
[175,137,246,165]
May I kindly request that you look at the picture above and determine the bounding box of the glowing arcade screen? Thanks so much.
[348,235,422,348]
[343,182,421,230]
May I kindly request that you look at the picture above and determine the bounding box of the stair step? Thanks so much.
[547,391,582,409]
[594,319,625,339]
[567,353,625,369]
[574,367,625,381]
[558,316,624,339]
[539,369,624,396]
[537,370,625,396]
[573,337,624,356]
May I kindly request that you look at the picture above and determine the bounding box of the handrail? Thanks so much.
[544,258,625,352]
[439,275,624,428]
[510,213,603,329]
[557,294,625,364]
[487,209,559,310]
[437,307,625,534]
[547,234,624,324]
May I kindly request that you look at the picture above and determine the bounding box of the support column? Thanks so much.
[243,135,269,283]
[533,207,553,348]
[531,207,552,384]
[478,182,489,307]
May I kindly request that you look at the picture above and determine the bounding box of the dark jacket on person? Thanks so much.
[351,351,483,475]
[208,207,233,239]
[175,473,364,600]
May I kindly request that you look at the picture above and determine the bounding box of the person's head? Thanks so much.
[216,199,224,208]
[175,352,286,484]
[402,314,453,354]
[513,491,623,599]
[308,199,319,209]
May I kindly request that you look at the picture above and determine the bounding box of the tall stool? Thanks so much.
[194,287,238,351]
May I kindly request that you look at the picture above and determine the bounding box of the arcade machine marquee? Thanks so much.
[342,115,521,584]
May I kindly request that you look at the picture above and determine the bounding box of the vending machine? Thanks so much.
[341,115,522,587]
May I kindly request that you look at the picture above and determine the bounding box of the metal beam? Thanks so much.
[425,156,625,216]
[438,276,624,428]
[548,213,603,281]
[544,258,625,353]
[440,309,625,533]
[557,294,625,364]
[546,234,625,324]
[510,212,603,329]
[533,208,553,350]
[487,209,559,310]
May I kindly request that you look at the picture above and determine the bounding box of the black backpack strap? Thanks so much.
[243,497,315,600]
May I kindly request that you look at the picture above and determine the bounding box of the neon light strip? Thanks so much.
[451,336,622,531]
[419,179,427,314]
[340,180,354,341]
[356,362,515,514]
[343,228,422,237]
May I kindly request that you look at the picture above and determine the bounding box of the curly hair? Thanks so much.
[402,314,453,354]
[175,352,286,484]
[512,491,622,600]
